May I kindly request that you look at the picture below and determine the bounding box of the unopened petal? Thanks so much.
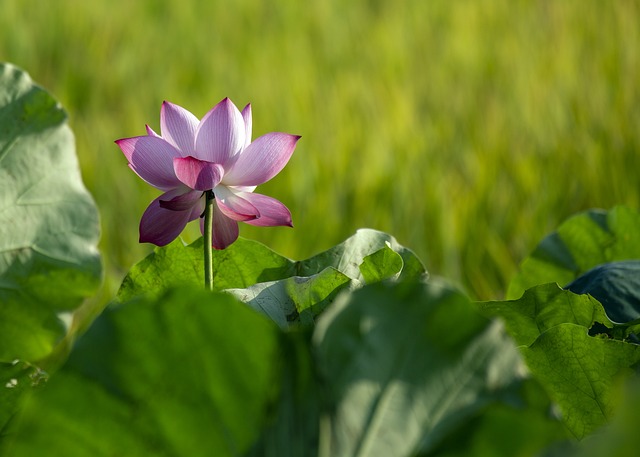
[160,101,198,155]
[239,192,293,227]
[195,98,245,164]
[139,189,193,246]
[116,136,182,190]
[222,132,300,186]
[173,157,224,191]
[200,203,239,250]
[213,185,260,221]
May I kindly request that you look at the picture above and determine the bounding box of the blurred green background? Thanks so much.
[1,0,638,300]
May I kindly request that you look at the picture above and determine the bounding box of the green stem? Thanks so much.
[204,190,215,291]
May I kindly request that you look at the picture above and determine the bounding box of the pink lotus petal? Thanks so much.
[189,197,206,221]
[140,189,194,246]
[240,192,293,227]
[231,185,257,193]
[213,186,260,221]
[146,125,160,137]
[173,156,224,191]
[241,103,252,148]
[159,189,203,211]
[195,98,245,165]
[160,101,198,155]
[200,203,239,249]
[222,132,300,186]
[116,136,182,190]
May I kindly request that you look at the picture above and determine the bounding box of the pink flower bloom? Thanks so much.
[116,98,300,249]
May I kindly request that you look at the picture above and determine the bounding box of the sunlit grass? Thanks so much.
[2,0,638,300]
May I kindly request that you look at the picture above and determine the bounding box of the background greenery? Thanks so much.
[1,0,638,300]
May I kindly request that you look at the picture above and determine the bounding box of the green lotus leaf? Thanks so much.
[508,206,640,300]
[2,288,283,456]
[0,63,101,363]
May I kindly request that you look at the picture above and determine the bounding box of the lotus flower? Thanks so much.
[116,98,300,249]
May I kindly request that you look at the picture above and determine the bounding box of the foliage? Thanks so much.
[507,206,640,300]
[2,50,640,455]
[480,284,640,439]
[2,0,639,299]
[0,64,102,364]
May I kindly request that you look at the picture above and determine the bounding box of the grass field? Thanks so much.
[1,0,638,300]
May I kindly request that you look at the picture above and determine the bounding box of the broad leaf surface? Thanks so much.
[564,378,640,456]
[479,283,611,347]
[0,360,48,435]
[295,229,426,283]
[423,379,569,456]
[244,330,321,457]
[117,229,427,326]
[480,283,640,439]
[508,206,640,299]
[116,237,296,301]
[226,267,351,328]
[313,280,524,457]
[358,243,404,283]
[0,64,101,359]
[521,324,640,439]
[2,288,284,457]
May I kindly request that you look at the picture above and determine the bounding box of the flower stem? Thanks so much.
[204,190,215,291]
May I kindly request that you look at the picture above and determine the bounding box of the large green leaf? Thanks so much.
[116,237,296,302]
[0,63,101,361]
[117,229,427,327]
[295,229,427,283]
[563,378,640,456]
[479,283,640,439]
[2,288,285,457]
[244,329,321,457]
[313,280,524,457]
[423,378,569,456]
[521,324,640,439]
[508,206,640,299]
[118,229,426,302]
[226,267,352,329]
[358,243,404,284]
[479,283,612,347]
[5,280,577,456]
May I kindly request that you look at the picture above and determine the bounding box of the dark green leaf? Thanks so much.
[565,260,640,324]
[2,288,284,457]
[425,380,569,457]
[244,330,321,457]
[508,206,640,299]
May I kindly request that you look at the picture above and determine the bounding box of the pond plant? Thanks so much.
[1,63,639,456]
